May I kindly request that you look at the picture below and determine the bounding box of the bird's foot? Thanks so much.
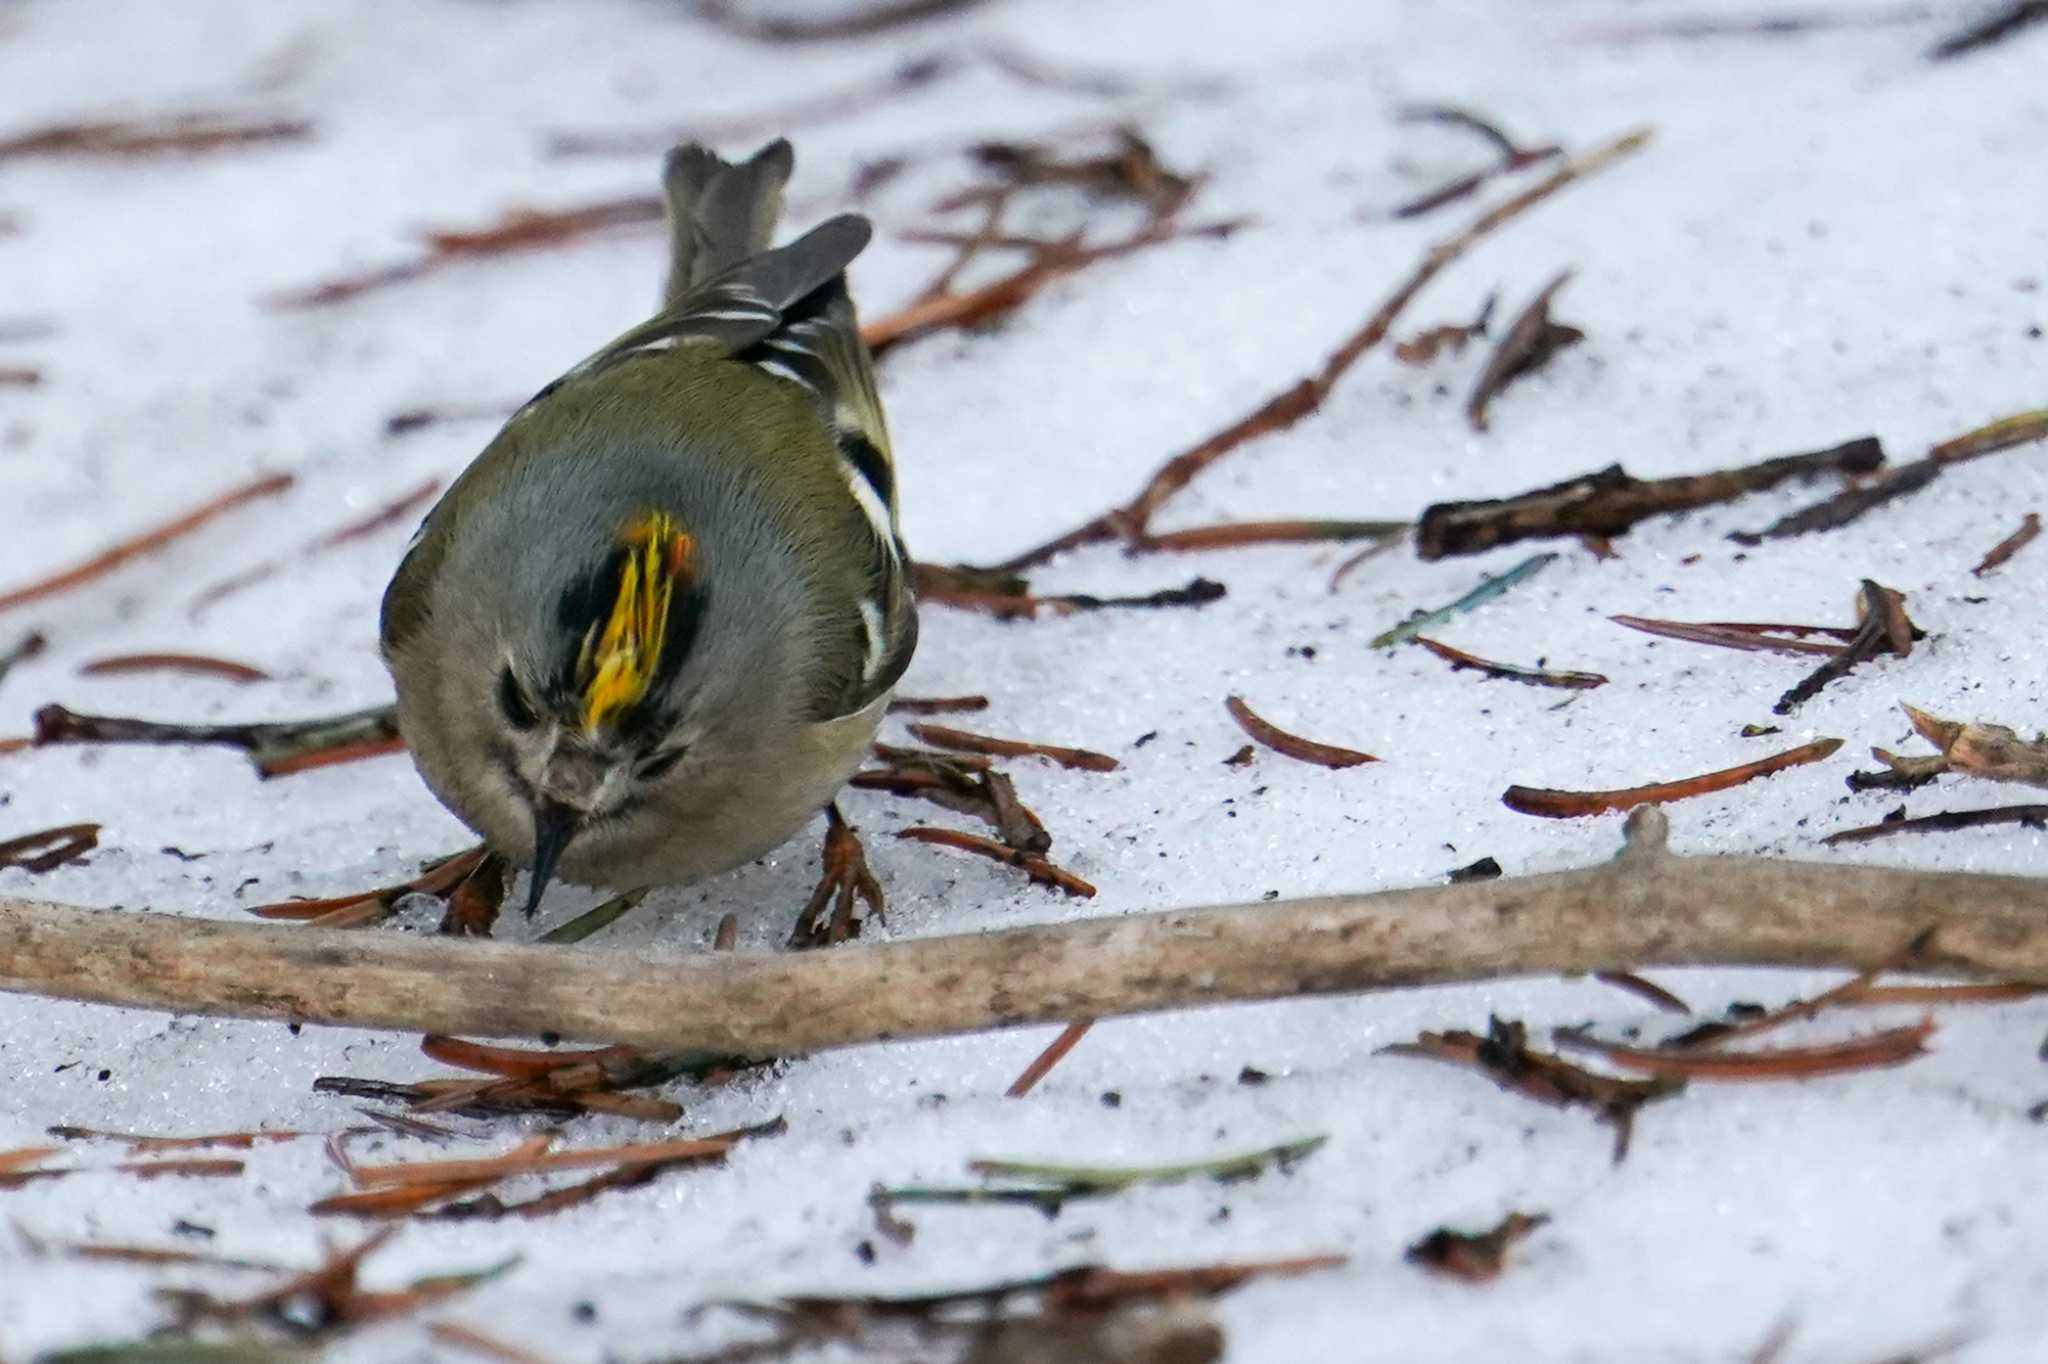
[789,804,883,948]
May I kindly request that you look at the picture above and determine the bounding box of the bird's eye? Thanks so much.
[636,748,685,781]
[497,667,540,731]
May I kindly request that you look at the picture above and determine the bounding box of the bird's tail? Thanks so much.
[659,139,794,308]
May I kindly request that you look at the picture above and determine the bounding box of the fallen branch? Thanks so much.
[33,701,402,779]
[1416,437,1884,559]
[15,809,2048,1057]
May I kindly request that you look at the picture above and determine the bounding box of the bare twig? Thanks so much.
[1417,437,1883,559]
[0,109,311,162]
[33,701,402,779]
[906,722,1119,772]
[1928,1,2048,59]
[1972,512,2041,576]
[1006,1020,1095,1098]
[1772,581,1915,716]
[1825,804,2048,847]
[896,826,1097,897]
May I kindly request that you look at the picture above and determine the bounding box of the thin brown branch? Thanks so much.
[1972,512,2041,576]
[1418,436,1884,559]
[961,125,1653,577]
[914,573,1226,620]
[1729,457,1939,544]
[1225,695,1378,769]
[1391,105,1562,219]
[18,809,2048,1058]
[1504,737,1841,818]
[887,694,989,715]
[0,472,293,615]
[1825,804,2048,847]
[33,701,402,780]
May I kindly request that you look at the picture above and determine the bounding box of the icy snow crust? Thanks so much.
[2,1,2047,1359]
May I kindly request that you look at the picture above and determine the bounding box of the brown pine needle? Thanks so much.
[1414,637,1608,690]
[256,734,408,777]
[1593,971,1691,1014]
[1610,614,1854,658]
[420,1034,640,1081]
[887,694,991,715]
[189,475,443,613]
[351,1135,738,1188]
[1138,519,1406,552]
[79,652,271,683]
[1006,1020,1095,1097]
[427,1321,562,1364]
[1225,695,1378,768]
[897,826,1097,897]
[1047,1253,1346,1309]
[1503,737,1841,818]
[1558,1020,1935,1080]
[247,847,486,923]
[0,472,293,614]
[907,721,1119,772]
[0,822,99,874]
[47,1125,303,1152]
[1972,512,2041,577]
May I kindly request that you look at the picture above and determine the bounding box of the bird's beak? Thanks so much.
[523,798,580,918]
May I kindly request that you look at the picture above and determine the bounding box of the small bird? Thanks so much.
[380,140,915,931]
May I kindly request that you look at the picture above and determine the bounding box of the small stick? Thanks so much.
[1825,804,2048,847]
[1729,458,1939,544]
[1392,105,1562,219]
[1772,580,1910,716]
[1005,1020,1094,1097]
[33,701,401,780]
[1414,637,1607,690]
[1418,437,1884,559]
[0,472,293,614]
[1504,737,1841,818]
[915,575,1225,620]
[907,722,1119,772]
[896,826,1097,897]
[1593,971,1691,1014]
[1225,696,1378,769]
[1971,512,2041,577]
[79,653,270,684]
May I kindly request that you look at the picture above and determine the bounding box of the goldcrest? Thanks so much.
[381,139,915,915]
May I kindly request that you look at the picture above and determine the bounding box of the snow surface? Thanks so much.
[2,0,2047,1359]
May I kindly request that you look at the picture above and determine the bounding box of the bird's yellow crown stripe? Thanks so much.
[579,513,693,732]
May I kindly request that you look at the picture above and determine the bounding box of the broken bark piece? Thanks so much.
[1406,1211,1548,1282]
[1850,702,2048,792]
[1224,696,1377,768]
[1504,737,1841,818]
[1418,437,1884,559]
[1414,637,1607,689]
[1467,269,1584,431]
